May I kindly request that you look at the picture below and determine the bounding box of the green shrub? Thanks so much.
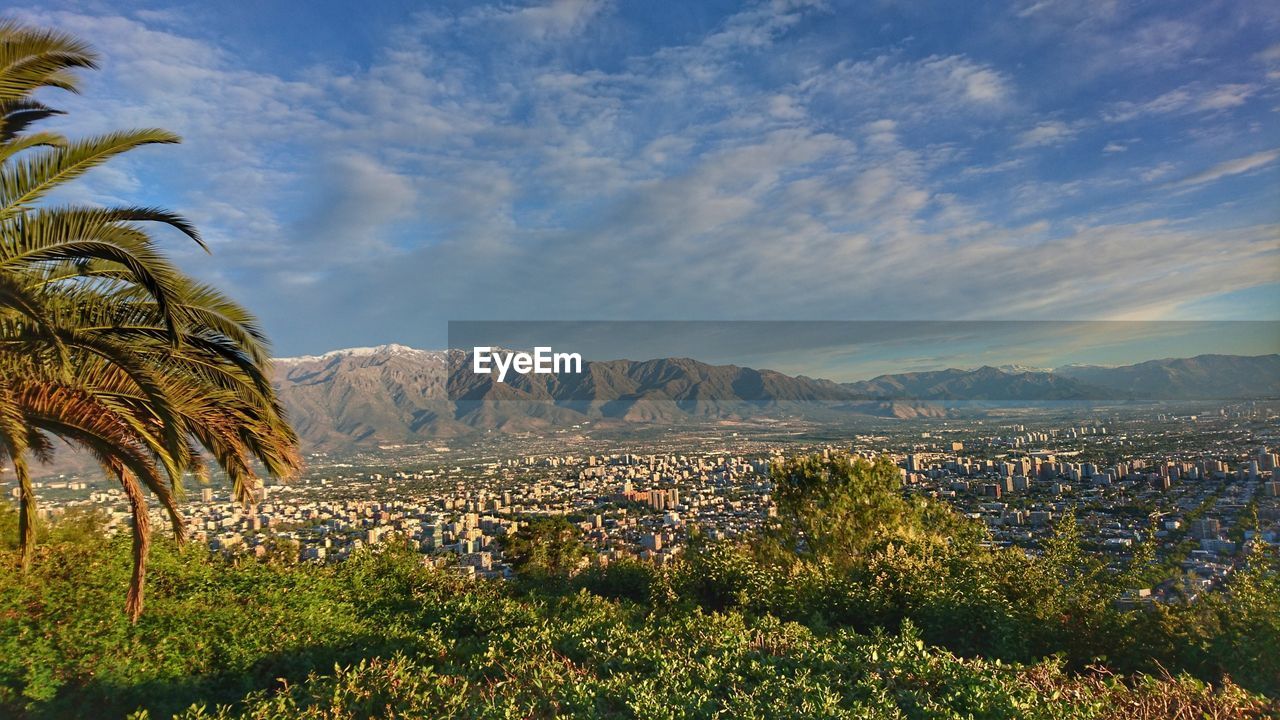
[2,530,1275,719]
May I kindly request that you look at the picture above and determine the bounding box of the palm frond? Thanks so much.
[0,129,181,219]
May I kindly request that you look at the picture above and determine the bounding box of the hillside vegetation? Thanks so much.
[1,456,1276,719]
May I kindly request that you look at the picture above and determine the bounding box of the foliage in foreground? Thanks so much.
[594,456,1280,699]
[0,517,1274,720]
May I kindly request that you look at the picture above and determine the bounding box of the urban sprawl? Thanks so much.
[14,403,1278,608]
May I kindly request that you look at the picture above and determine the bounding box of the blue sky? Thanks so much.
[8,0,1280,361]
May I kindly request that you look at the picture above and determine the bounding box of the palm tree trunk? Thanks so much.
[120,471,150,623]
[15,454,35,572]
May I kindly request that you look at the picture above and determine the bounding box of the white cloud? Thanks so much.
[1014,120,1077,149]
[925,55,1013,106]
[1195,84,1256,111]
[1106,83,1259,122]
[1013,0,1122,24]
[959,157,1026,177]
[958,66,1008,103]
[767,94,805,120]
[481,0,611,41]
[1173,149,1280,188]
[1140,162,1177,182]
[1120,20,1200,68]
[863,119,898,148]
[800,54,1014,128]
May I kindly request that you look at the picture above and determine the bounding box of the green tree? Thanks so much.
[501,517,587,580]
[0,21,299,620]
[764,454,968,569]
[1206,541,1279,694]
[1017,511,1125,668]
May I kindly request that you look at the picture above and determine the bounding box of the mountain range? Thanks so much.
[271,347,1280,449]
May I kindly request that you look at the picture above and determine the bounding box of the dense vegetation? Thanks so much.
[2,456,1276,718]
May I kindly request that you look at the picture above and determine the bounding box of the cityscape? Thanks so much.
[20,399,1278,606]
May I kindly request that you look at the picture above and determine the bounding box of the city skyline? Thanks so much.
[7,0,1279,355]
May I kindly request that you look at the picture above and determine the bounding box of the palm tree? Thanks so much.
[0,21,300,621]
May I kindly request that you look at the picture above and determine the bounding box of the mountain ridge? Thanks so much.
[269,346,1279,449]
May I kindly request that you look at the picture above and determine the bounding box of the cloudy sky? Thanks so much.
[10,0,1280,357]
